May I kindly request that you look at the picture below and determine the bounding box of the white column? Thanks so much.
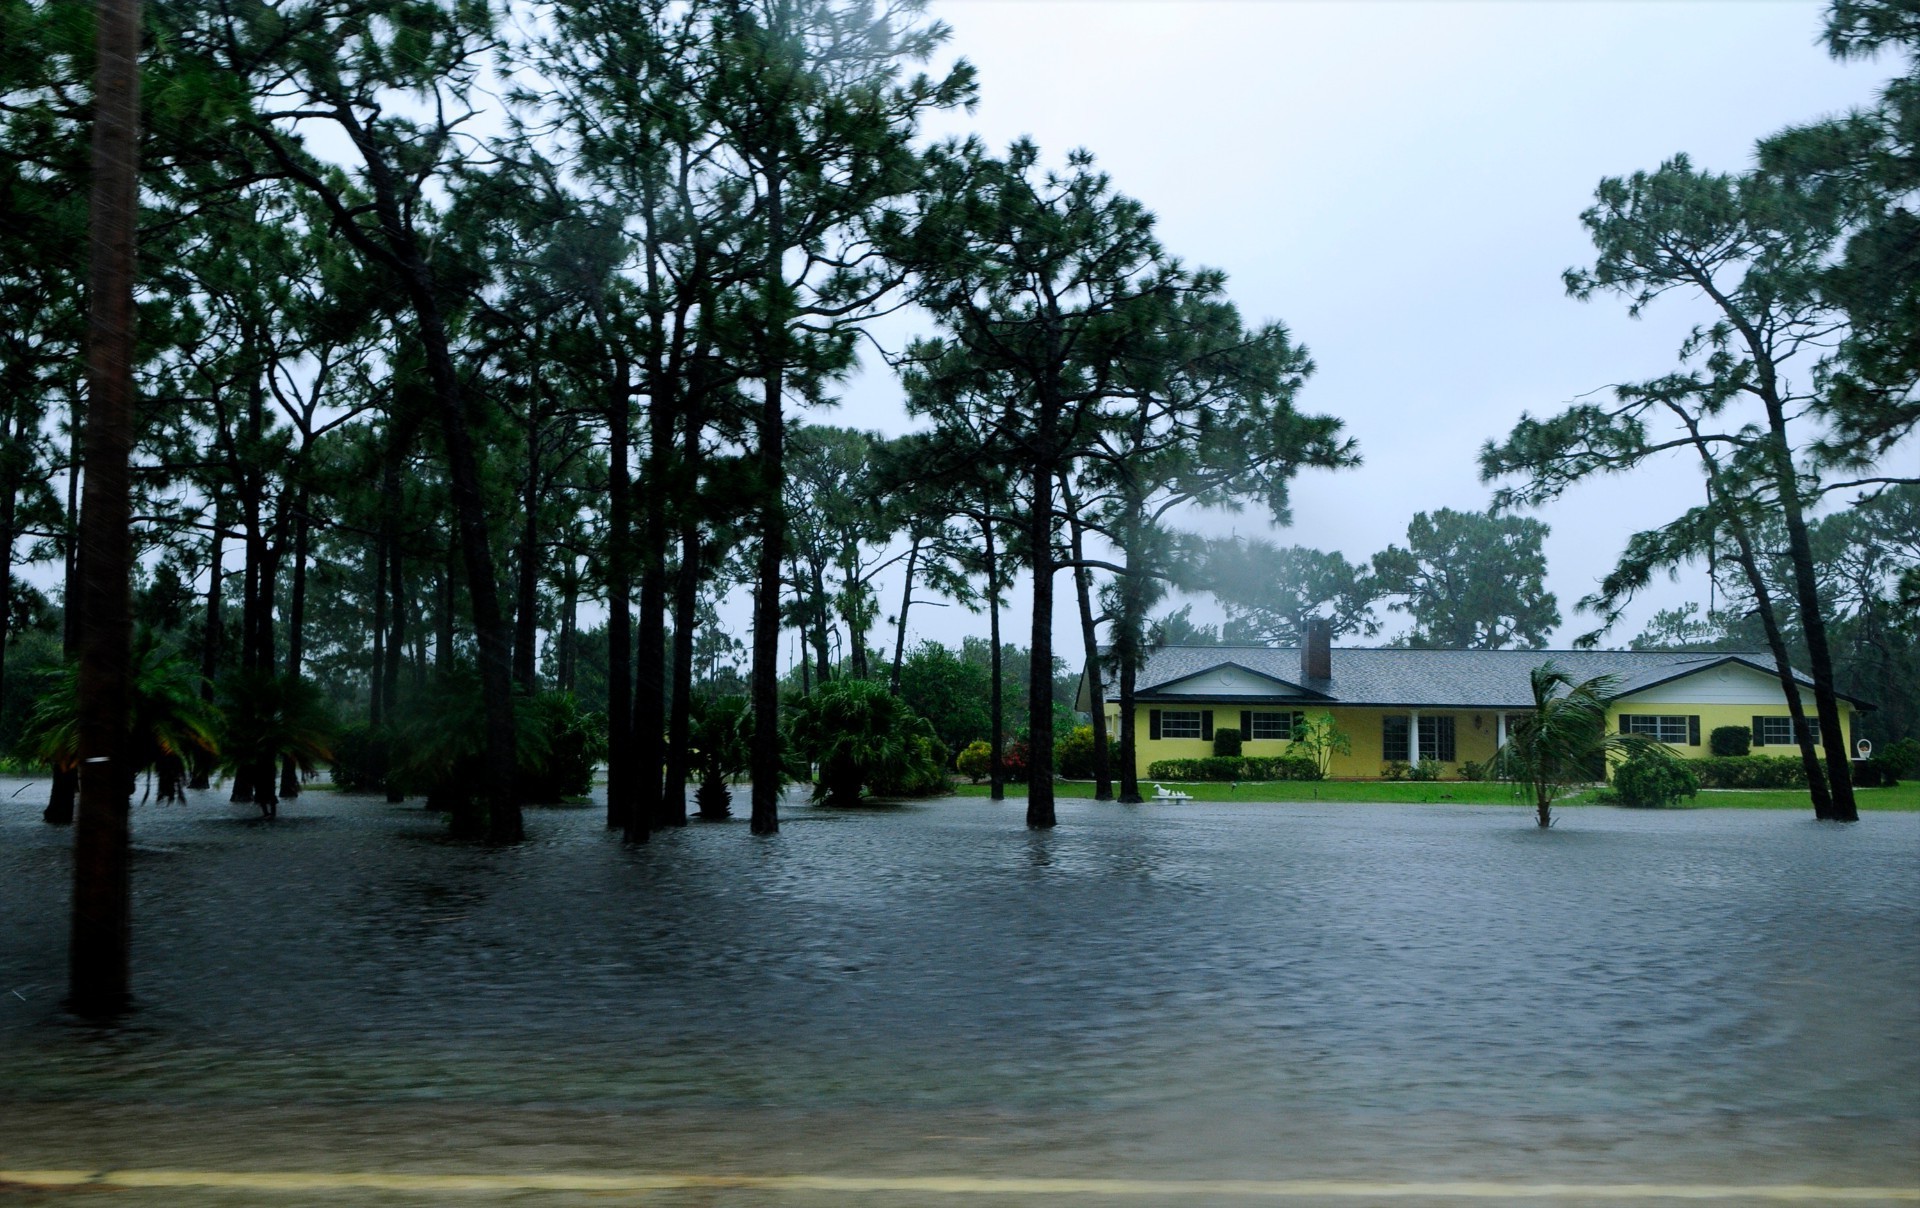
[1408,708,1421,768]
[1496,712,1508,750]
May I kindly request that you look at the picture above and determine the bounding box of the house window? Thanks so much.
[1418,715,1457,763]
[1382,716,1410,763]
[1754,715,1818,746]
[1621,715,1698,745]
[1247,711,1301,741]
[1160,710,1205,739]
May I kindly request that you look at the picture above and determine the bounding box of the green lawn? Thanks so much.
[949,779,1920,810]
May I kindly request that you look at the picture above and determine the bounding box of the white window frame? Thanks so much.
[1757,715,1818,746]
[1623,715,1690,745]
[1249,711,1299,741]
[1160,710,1205,740]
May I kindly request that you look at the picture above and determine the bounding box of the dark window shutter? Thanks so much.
[1150,710,1162,741]
[1620,716,1631,734]
[1688,716,1700,747]
[1752,716,1765,746]
[1438,717,1456,762]
[1201,712,1214,741]
[1241,710,1252,736]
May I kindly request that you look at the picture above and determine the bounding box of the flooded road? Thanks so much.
[1,783,1915,1204]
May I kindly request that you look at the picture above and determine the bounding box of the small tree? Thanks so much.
[956,740,992,784]
[689,695,750,821]
[1287,712,1352,779]
[787,678,943,806]
[1496,663,1650,828]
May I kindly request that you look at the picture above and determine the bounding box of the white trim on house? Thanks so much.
[1149,662,1312,699]
[1616,661,1822,708]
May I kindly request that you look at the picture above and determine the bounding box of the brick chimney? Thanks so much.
[1302,618,1332,682]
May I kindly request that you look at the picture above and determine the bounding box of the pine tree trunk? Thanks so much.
[45,415,82,826]
[749,171,788,838]
[604,365,635,834]
[1026,458,1056,829]
[70,0,141,1017]
[1063,496,1111,800]
[888,538,920,694]
[984,511,1004,803]
[513,412,540,692]
[369,540,387,728]
[633,397,670,838]
[663,519,698,827]
[189,506,222,790]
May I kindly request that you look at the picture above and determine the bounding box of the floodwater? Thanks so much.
[0,781,1915,1205]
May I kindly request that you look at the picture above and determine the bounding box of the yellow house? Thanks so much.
[1077,626,1865,780]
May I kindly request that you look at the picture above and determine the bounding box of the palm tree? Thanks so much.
[787,678,942,806]
[217,670,334,819]
[1497,662,1645,828]
[689,695,750,820]
[25,637,221,805]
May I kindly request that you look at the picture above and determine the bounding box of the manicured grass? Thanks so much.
[1671,783,1919,811]
[951,780,1534,805]
[950,779,1920,810]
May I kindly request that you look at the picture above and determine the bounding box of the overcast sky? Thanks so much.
[784,0,1900,667]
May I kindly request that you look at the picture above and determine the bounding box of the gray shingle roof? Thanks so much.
[1086,646,1844,710]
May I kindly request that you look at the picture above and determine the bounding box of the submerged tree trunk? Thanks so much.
[1117,656,1141,803]
[1026,458,1057,830]
[604,364,635,834]
[45,412,82,826]
[749,164,789,839]
[189,505,223,790]
[984,510,1004,803]
[513,408,541,693]
[369,540,388,727]
[70,0,141,1017]
[1063,494,1111,800]
[633,396,670,839]
[663,518,699,827]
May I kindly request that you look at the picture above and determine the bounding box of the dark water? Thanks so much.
[1,782,1915,1202]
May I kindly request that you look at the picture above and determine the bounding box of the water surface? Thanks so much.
[2,784,1914,1202]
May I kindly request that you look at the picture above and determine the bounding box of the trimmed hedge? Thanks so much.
[1213,727,1243,757]
[1614,750,1700,807]
[1691,754,1808,789]
[1709,725,1751,757]
[1147,755,1322,782]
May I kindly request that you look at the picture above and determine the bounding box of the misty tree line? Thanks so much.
[2,0,1359,844]
[4,0,1914,847]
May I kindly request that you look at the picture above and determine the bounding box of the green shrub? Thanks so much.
[1709,726,1751,757]
[1212,727,1243,757]
[1457,759,1489,781]
[1880,737,1920,776]
[515,691,604,802]
[329,723,390,792]
[956,740,992,783]
[1057,725,1120,779]
[1853,757,1902,789]
[1381,761,1409,781]
[1145,755,1321,782]
[1406,762,1441,782]
[1692,754,1808,789]
[788,677,947,803]
[1614,749,1700,807]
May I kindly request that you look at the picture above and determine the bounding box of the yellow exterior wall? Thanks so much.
[1606,702,1855,758]
[1116,700,1857,780]
[1124,704,1512,780]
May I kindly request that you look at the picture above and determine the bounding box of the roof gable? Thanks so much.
[1148,660,1318,699]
